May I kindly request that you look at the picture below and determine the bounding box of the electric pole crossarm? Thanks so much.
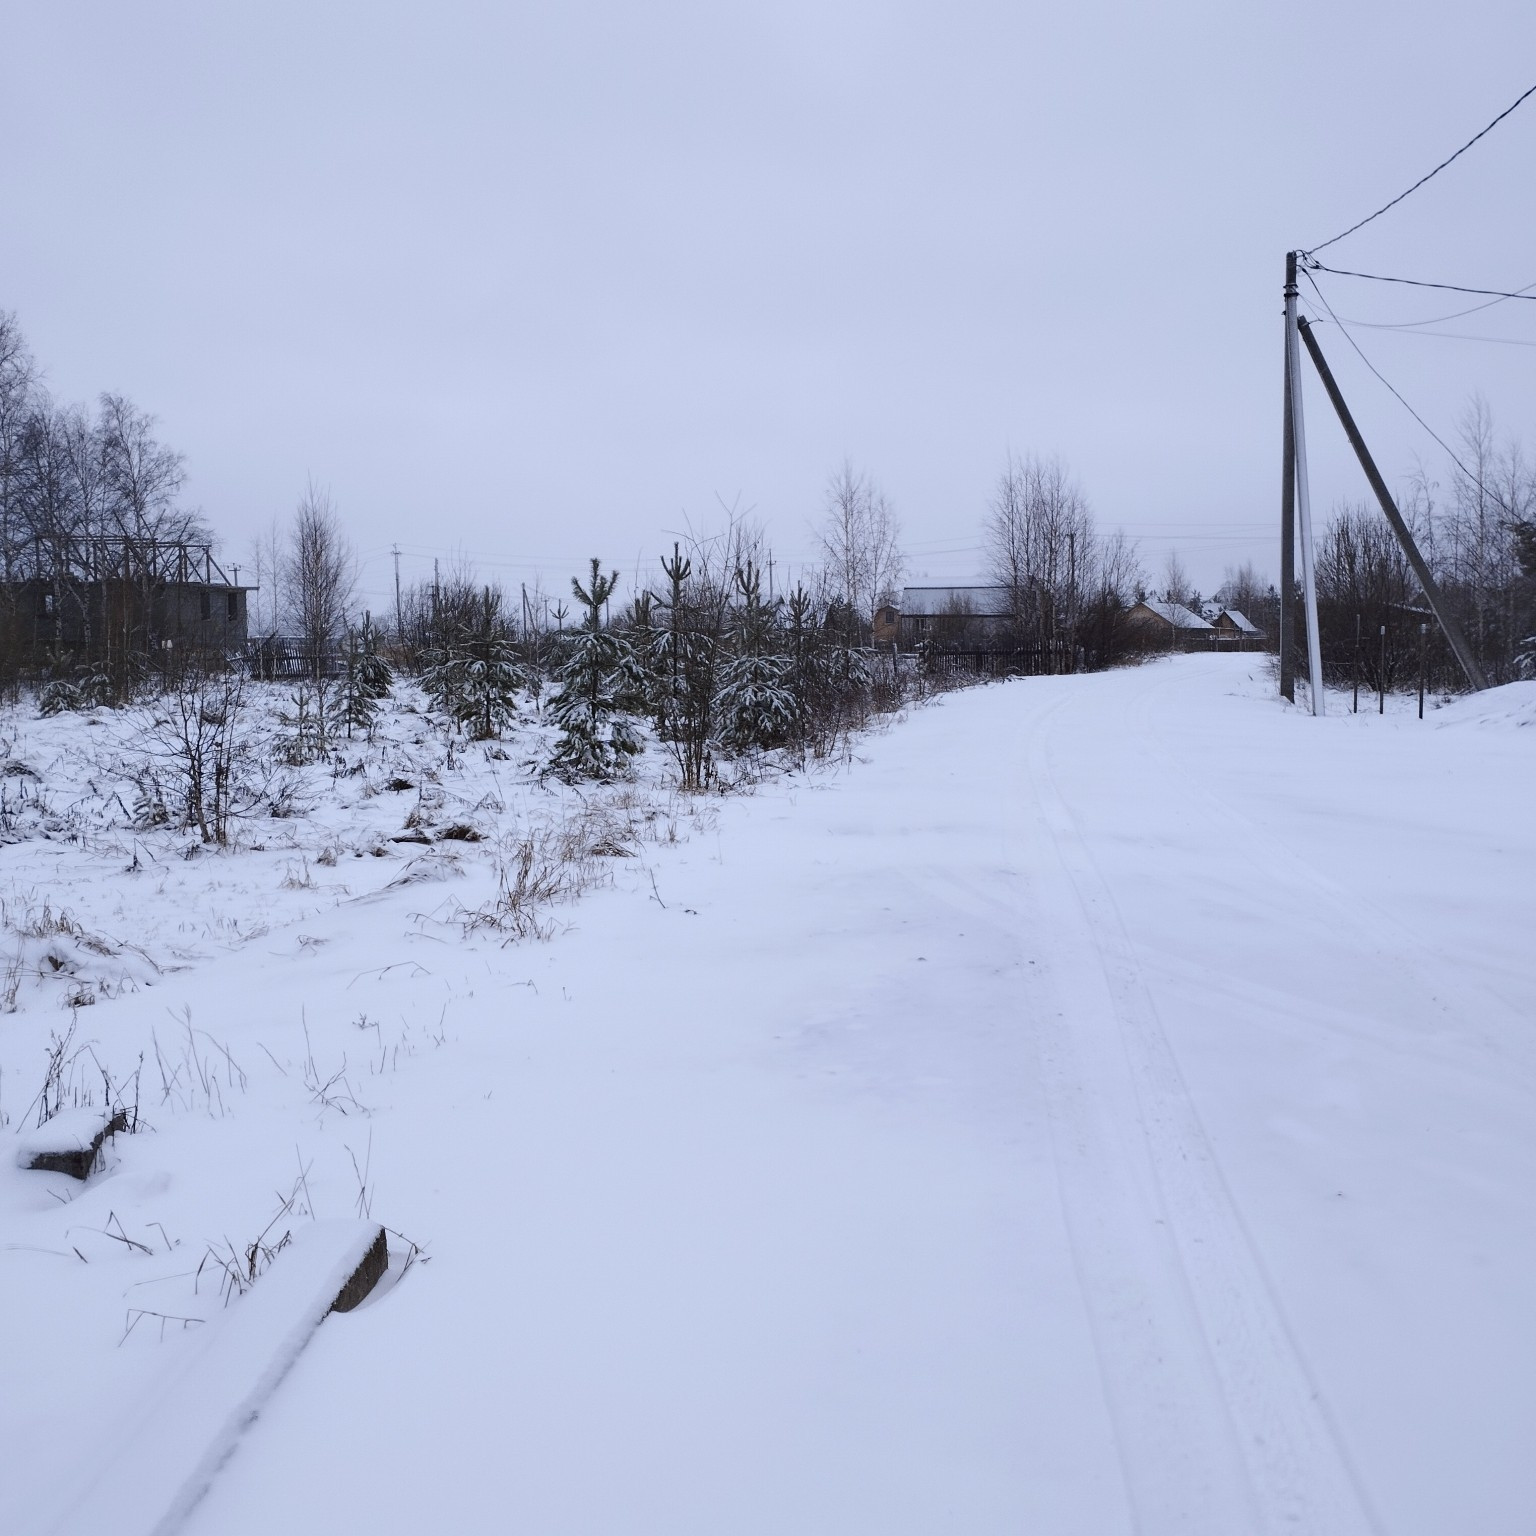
[1295,317,1489,693]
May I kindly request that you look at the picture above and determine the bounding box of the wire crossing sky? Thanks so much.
[1303,79,1536,255]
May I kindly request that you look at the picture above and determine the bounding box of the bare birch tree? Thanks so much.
[283,481,355,676]
[817,462,904,632]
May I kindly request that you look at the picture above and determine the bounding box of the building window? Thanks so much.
[227,591,238,622]
[199,590,211,621]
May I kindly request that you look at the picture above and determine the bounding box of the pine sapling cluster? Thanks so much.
[421,587,524,740]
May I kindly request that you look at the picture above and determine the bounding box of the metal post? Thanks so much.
[1352,612,1361,713]
[1295,316,1489,692]
[1418,622,1427,719]
[1379,625,1386,714]
[1285,264,1324,713]
[1280,254,1297,702]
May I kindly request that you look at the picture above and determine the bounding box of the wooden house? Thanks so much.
[895,586,1014,650]
[1212,608,1265,648]
[1126,600,1216,651]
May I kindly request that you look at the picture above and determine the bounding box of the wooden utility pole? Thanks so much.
[1295,316,1488,693]
[392,544,403,640]
[1279,254,1298,702]
[1284,254,1325,714]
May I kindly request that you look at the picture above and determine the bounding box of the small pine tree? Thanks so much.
[547,560,644,781]
[422,589,524,740]
[342,620,394,740]
[720,561,795,751]
[648,542,723,789]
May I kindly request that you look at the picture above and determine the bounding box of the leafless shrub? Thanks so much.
[136,667,259,845]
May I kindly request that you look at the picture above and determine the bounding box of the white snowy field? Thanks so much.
[3,655,1534,1535]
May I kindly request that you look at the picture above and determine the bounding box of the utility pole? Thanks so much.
[392,544,403,640]
[1280,253,1297,703]
[1284,253,1324,714]
[1379,624,1387,714]
[1067,530,1078,672]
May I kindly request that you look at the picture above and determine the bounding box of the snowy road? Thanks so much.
[9,658,1534,1534]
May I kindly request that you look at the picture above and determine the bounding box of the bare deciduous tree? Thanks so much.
[984,452,1112,664]
[1161,550,1192,609]
[1216,561,1266,616]
[97,394,193,547]
[1444,396,1525,679]
[283,481,356,677]
[817,462,904,632]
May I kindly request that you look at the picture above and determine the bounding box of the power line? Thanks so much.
[1303,261,1536,301]
[1301,271,1519,516]
[1314,323,1536,350]
[1319,280,1536,329]
[1305,81,1536,255]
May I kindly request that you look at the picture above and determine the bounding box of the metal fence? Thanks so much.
[245,636,348,680]
[917,646,1078,681]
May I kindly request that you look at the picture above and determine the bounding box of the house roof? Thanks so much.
[1138,600,1214,630]
[1215,608,1261,634]
[899,585,1012,617]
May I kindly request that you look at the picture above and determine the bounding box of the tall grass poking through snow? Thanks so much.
[462,827,605,942]
[457,797,664,942]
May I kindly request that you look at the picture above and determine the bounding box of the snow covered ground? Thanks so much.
[3,655,1533,1534]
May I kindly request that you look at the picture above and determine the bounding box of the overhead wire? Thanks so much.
[1327,280,1536,328]
[1314,325,1536,349]
[1300,270,1518,517]
[1304,81,1536,255]
[1301,261,1536,301]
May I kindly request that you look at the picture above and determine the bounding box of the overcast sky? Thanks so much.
[4,1,1534,612]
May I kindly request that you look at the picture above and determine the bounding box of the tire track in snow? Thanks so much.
[1020,696,1383,1536]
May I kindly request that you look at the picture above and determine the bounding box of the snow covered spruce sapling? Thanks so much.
[37,663,114,717]
[422,587,524,740]
[547,560,643,781]
[719,560,795,751]
[342,618,394,740]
